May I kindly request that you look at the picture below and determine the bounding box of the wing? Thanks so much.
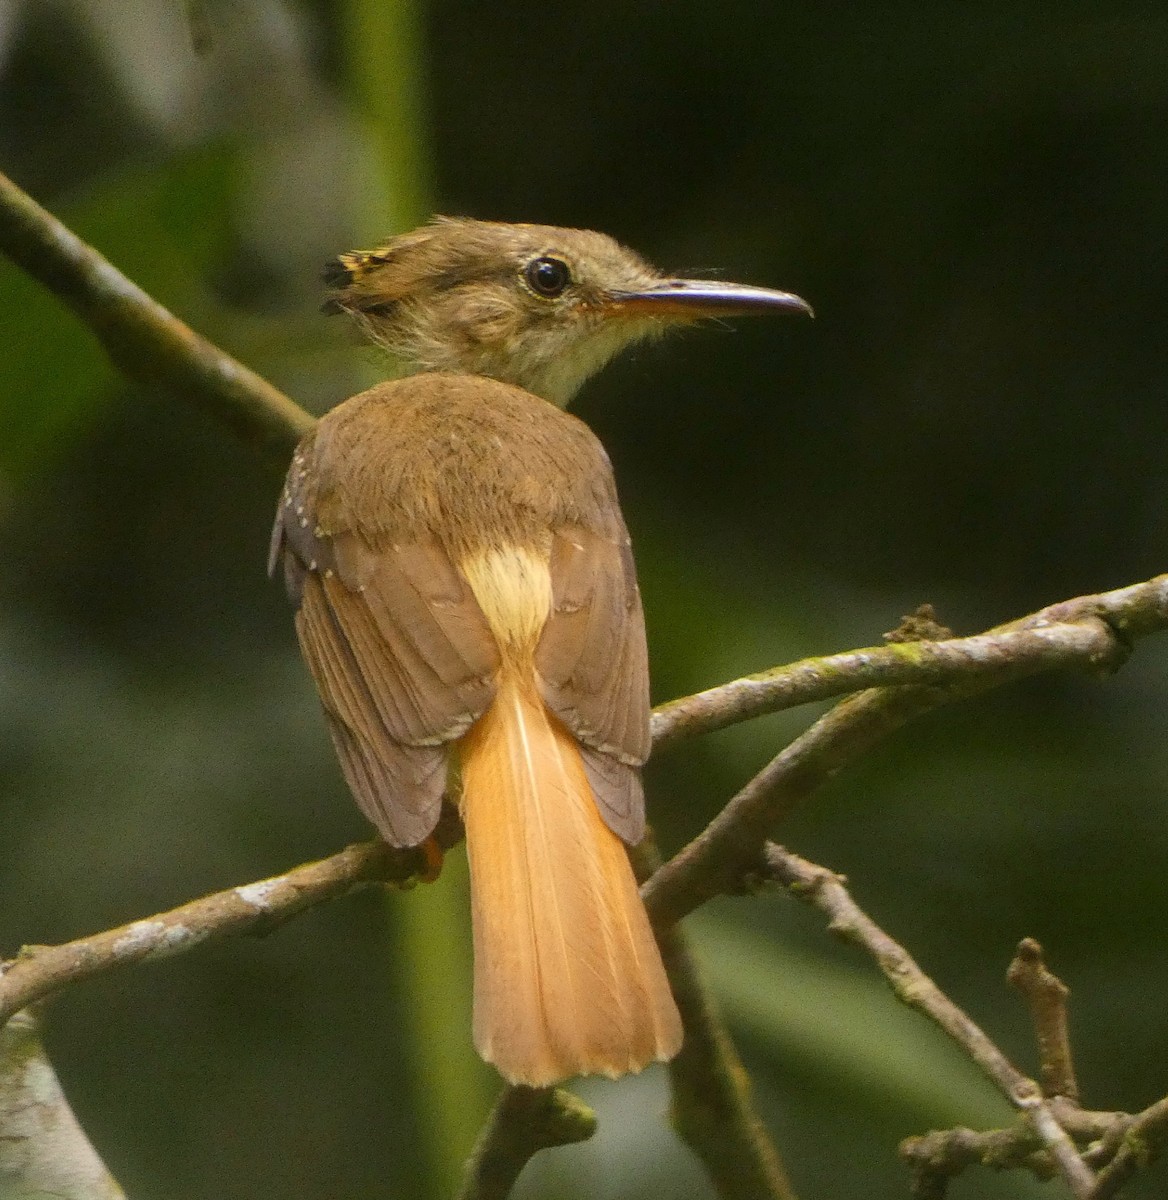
[271,453,500,847]
[534,523,651,845]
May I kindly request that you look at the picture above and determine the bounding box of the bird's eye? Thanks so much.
[525,256,571,298]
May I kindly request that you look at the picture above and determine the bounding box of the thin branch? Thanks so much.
[900,1125,1060,1195]
[763,845,1097,1199]
[1090,1096,1168,1200]
[645,577,1168,928]
[651,575,1167,751]
[454,1086,596,1200]
[899,1100,1134,1196]
[0,169,314,459]
[1008,938,1079,1101]
[4,577,1166,1074]
[651,624,1094,751]
[0,831,458,1027]
[0,1010,126,1199]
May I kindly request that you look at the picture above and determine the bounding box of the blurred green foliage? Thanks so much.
[2,149,234,480]
[1,3,1166,1198]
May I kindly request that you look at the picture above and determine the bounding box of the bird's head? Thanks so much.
[323,217,812,407]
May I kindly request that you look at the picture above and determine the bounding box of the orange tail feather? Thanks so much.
[459,671,682,1086]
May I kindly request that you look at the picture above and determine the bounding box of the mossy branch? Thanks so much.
[644,581,1165,928]
[651,581,1163,750]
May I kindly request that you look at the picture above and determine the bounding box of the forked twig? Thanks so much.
[764,845,1097,1198]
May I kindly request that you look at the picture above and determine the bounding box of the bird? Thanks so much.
[270,217,812,1086]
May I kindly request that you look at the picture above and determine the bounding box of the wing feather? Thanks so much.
[535,525,651,843]
[295,574,450,844]
[273,456,500,847]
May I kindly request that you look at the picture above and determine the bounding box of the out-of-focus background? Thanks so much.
[2,2,1166,1197]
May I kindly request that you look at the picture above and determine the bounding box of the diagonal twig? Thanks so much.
[0,169,314,459]
[646,683,961,928]
[764,845,1097,1199]
[645,578,1168,928]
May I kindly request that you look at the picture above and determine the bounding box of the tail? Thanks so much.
[459,671,682,1086]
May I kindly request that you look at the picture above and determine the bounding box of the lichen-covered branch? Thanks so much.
[652,621,1094,751]
[0,834,456,1027]
[0,169,314,459]
[651,575,1166,751]
[898,1084,1168,1199]
[0,1010,126,1199]
[900,1124,1062,1194]
[454,1085,596,1200]
[898,1099,1133,1198]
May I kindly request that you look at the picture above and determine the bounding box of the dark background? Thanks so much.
[1,3,1166,1197]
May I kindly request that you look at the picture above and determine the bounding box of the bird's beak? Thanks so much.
[610,278,814,320]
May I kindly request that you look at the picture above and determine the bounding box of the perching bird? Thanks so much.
[270,217,811,1085]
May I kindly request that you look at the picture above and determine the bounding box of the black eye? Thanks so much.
[525,256,571,298]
